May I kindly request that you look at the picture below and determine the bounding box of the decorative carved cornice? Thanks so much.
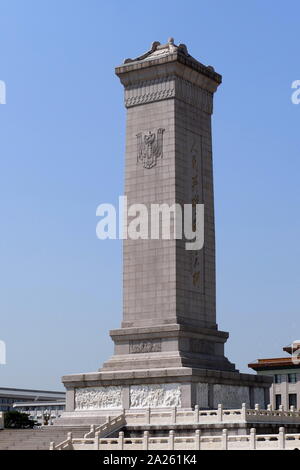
[116,38,222,90]
[125,88,175,107]
[124,76,213,113]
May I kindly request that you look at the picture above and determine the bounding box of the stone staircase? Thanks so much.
[83,414,126,439]
[0,426,91,450]
[51,414,126,450]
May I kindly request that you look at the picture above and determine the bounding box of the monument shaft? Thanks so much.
[105,39,233,373]
[122,69,216,330]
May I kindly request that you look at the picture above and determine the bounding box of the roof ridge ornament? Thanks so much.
[123,38,189,64]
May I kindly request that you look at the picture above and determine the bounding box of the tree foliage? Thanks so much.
[4,411,37,429]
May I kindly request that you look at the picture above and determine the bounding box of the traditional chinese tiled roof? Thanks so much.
[248,357,300,370]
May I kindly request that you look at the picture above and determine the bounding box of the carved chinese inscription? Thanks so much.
[129,340,161,354]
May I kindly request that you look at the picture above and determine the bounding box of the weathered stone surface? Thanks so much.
[253,387,266,408]
[196,383,209,408]
[213,385,250,408]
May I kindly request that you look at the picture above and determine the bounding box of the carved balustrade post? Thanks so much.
[143,431,149,450]
[194,405,199,423]
[241,403,247,421]
[221,429,228,450]
[119,431,124,450]
[94,431,100,450]
[169,430,175,450]
[279,427,285,450]
[194,429,201,450]
[217,404,223,422]
[250,428,256,450]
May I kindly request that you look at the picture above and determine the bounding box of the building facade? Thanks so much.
[13,401,65,424]
[0,387,65,424]
[249,341,300,410]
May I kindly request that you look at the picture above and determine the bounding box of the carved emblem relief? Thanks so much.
[129,339,161,354]
[75,386,122,410]
[124,77,212,112]
[130,383,182,408]
[136,128,165,169]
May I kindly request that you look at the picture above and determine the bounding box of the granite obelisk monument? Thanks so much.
[61,39,270,422]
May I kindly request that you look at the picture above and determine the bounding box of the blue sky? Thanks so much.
[0,0,299,390]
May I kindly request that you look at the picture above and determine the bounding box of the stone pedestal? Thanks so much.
[61,368,270,426]
[60,39,271,424]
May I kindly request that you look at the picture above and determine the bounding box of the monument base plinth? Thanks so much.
[58,366,272,426]
[101,324,237,373]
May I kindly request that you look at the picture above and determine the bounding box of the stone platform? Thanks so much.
[51,406,300,450]
[59,365,271,426]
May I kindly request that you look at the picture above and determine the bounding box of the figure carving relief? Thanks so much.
[130,383,181,408]
[75,386,122,410]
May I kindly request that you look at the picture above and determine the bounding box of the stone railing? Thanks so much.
[83,414,126,439]
[50,414,126,450]
[29,410,62,425]
[51,428,300,451]
[245,405,300,424]
[50,404,300,450]
[50,432,73,450]
[125,404,300,426]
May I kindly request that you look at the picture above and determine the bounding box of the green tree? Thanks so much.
[4,411,37,429]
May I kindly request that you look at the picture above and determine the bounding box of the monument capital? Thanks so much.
[115,38,222,97]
